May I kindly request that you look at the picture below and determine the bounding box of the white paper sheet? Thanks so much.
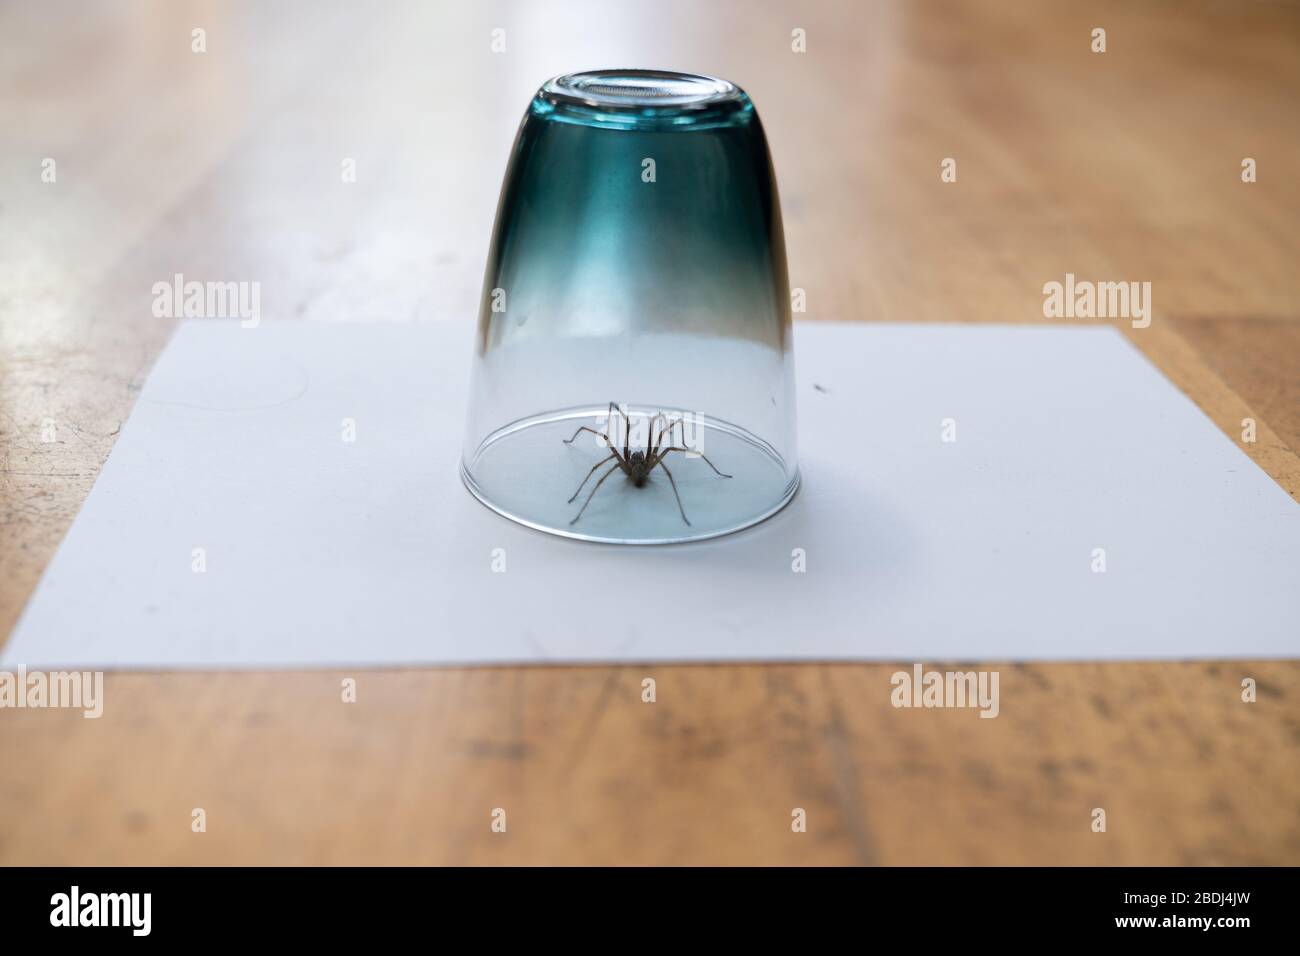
[5,320,1297,668]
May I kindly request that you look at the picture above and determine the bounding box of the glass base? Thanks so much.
[461,406,799,545]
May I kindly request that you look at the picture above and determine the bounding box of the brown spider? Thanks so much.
[562,402,732,526]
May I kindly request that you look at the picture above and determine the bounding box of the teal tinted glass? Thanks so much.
[461,70,798,544]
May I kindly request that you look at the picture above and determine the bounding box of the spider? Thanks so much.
[562,402,732,526]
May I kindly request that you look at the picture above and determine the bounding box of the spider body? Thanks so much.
[626,450,651,487]
[562,402,732,526]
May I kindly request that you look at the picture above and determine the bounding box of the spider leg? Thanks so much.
[656,461,691,526]
[566,453,617,503]
[648,412,670,458]
[565,402,630,452]
[618,403,631,461]
[602,400,621,450]
[655,413,686,457]
[653,417,686,458]
[654,446,732,479]
[569,460,623,525]
[562,425,609,447]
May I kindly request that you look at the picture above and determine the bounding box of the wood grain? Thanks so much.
[1,0,1297,865]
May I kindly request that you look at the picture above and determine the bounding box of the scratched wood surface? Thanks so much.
[1,0,1297,865]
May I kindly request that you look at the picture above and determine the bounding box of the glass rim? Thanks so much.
[536,69,753,130]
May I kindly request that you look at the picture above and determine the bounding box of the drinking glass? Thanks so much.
[460,69,798,544]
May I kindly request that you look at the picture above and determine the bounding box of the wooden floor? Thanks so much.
[1,0,1297,865]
